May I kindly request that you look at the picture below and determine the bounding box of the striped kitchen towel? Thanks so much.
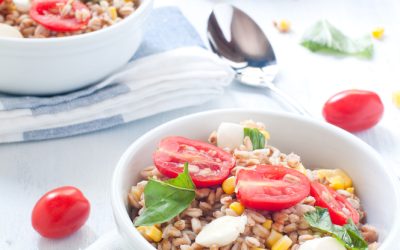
[0,7,234,143]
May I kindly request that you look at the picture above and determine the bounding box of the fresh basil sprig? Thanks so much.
[301,20,373,59]
[304,207,368,250]
[134,163,195,226]
[243,127,265,150]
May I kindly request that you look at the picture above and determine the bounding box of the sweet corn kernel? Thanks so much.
[372,27,384,39]
[222,176,236,194]
[393,91,400,108]
[271,235,293,250]
[274,19,291,33]
[346,187,355,194]
[136,225,162,242]
[260,130,270,140]
[229,201,245,215]
[294,163,307,175]
[108,6,118,20]
[329,175,345,190]
[262,219,273,230]
[317,169,352,189]
[266,230,283,248]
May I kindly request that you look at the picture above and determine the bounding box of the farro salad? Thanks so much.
[128,120,379,250]
[0,0,139,38]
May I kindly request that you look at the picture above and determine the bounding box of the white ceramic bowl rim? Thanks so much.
[111,109,400,249]
[0,0,151,43]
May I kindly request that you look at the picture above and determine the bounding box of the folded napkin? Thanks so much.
[0,7,234,143]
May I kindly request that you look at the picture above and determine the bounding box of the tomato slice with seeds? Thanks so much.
[153,136,236,188]
[310,181,359,225]
[30,0,90,32]
[236,164,310,211]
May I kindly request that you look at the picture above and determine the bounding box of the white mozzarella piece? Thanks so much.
[0,24,23,38]
[298,237,346,250]
[216,122,244,149]
[195,215,247,247]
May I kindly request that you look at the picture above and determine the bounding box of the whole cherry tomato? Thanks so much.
[31,186,90,238]
[322,90,384,132]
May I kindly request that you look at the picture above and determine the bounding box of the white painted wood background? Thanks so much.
[0,0,399,249]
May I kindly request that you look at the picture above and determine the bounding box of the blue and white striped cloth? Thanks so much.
[0,7,234,143]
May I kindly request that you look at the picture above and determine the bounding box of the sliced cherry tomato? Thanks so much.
[322,89,384,132]
[236,164,310,211]
[153,136,236,187]
[310,181,359,225]
[30,0,91,32]
[31,186,90,238]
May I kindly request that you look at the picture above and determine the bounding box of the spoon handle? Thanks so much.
[266,83,312,116]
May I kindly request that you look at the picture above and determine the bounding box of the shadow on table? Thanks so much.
[37,225,97,250]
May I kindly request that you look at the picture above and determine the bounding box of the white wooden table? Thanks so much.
[1,0,399,249]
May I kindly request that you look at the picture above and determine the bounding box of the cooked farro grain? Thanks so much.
[129,120,380,249]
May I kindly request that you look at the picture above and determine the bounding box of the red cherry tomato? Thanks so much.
[322,90,384,132]
[31,186,90,238]
[235,165,310,211]
[153,136,236,187]
[30,0,91,32]
[310,181,359,225]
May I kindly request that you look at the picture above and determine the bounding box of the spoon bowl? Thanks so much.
[207,4,310,115]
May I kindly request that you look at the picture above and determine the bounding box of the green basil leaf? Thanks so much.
[301,20,373,59]
[304,206,334,233]
[134,163,195,226]
[304,207,368,250]
[243,127,265,150]
[164,162,195,190]
[342,219,369,249]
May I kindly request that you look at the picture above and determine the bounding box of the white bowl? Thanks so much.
[111,109,400,249]
[0,0,153,95]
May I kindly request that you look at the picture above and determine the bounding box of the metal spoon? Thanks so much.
[207,4,311,116]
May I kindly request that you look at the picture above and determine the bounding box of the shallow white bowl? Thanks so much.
[0,0,153,95]
[112,109,400,249]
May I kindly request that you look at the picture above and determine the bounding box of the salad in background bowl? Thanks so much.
[0,0,152,95]
[111,109,400,250]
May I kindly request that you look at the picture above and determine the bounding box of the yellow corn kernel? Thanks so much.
[294,163,307,174]
[222,176,236,195]
[346,187,355,194]
[372,27,384,39]
[260,129,270,140]
[262,219,273,230]
[329,175,345,190]
[274,19,291,33]
[393,91,400,108]
[136,226,162,242]
[229,201,245,215]
[266,230,283,248]
[108,7,118,20]
[124,0,133,2]
[317,169,352,189]
[271,235,293,250]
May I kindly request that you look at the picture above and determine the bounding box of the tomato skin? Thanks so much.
[31,186,90,238]
[322,90,384,132]
[30,0,91,32]
[236,165,310,211]
[153,136,236,187]
[310,181,359,226]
